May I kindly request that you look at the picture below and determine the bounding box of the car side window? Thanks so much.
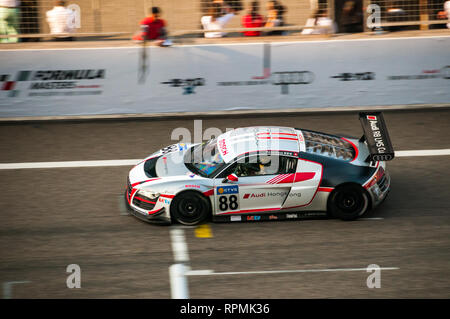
[234,155,297,177]
[216,155,298,178]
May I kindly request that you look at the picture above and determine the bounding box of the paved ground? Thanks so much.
[0,108,449,298]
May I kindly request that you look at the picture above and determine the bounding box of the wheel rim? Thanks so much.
[336,190,364,215]
[177,197,203,222]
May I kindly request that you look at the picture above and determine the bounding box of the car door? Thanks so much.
[213,155,297,216]
[281,157,323,209]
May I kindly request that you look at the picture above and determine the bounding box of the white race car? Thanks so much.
[125,112,394,225]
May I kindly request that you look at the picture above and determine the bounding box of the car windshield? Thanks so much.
[184,138,226,178]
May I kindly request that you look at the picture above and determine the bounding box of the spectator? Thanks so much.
[46,0,76,41]
[0,0,20,43]
[201,2,236,38]
[133,7,171,46]
[241,1,264,36]
[302,7,335,35]
[265,0,286,35]
[339,0,363,33]
[446,1,450,29]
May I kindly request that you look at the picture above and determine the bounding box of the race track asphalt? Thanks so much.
[0,108,449,298]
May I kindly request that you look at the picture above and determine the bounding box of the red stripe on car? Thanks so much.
[203,189,214,196]
[341,137,359,162]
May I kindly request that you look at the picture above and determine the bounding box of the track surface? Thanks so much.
[0,109,449,298]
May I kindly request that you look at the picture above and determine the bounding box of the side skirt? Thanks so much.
[212,211,329,223]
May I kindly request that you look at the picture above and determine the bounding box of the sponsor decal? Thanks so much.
[288,192,302,197]
[216,185,239,195]
[1,69,105,98]
[230,215,241,222]
[367,118,386,154]
[217,186,240,213]
[243,193,265,199]
[216,43,313,95]
[387,66,450,80]
[158,197,171,204]
[161,144,179,154]
[331,72,375,81]
[286,213,298,219]
[246,215,262,221]
[218,138,228,156]
[265,191,302,197]
[163,156,169,174]
[178,143,188,151]
[185,184,200,189]
[161,78,205,95]
[269,215,278,220]
[267,191,288,197]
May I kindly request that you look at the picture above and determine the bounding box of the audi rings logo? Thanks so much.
[372,154,394,161]
[271,71,314,85]
[271,71,314,94]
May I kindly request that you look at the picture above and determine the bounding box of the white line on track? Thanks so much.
[396,149,450,157]
[185,267,400,276]
[169,227,190,299]
[2,281,31,299]
[0,149,449,170]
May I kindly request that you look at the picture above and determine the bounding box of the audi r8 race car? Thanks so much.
[125,112,394,225]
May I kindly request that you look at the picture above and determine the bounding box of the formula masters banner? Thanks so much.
[0,36,449,117]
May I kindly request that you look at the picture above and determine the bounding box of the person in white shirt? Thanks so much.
[46,0,76,40]
[302,8,336,35]
[201,2,235,38]
[0,0,20,43]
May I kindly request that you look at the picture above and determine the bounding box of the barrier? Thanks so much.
[0,36,449,118]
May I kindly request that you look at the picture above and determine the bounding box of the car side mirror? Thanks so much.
[222,173,238,183]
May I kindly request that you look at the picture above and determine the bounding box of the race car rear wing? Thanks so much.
[359,112,395,162]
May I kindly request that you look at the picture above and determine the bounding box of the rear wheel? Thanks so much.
[328,184,369,221]
[170,191,211,225]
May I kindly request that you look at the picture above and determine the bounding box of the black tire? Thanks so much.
[328,184,370,221]
[170,191,211,225]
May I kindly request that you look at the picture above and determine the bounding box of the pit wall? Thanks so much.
[0,36,449,117]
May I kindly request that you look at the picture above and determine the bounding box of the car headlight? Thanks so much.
[137,189,160,200]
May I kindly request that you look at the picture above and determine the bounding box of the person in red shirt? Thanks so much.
[241,1,264,36]
[133,7,168,45]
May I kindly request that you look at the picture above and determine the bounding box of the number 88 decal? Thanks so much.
[219,195,239,211]
[216,186,240,213]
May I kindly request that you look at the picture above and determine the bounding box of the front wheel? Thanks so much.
[328,184,370,221]
[170,191,211,225]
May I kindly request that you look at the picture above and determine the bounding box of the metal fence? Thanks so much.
[1,0,449,40]
[368,0,449,29]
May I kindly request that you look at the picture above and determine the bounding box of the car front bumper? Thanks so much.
[124,190,171,225]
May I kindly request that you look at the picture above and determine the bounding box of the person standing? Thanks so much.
[241,1,264,36]
[201,2,236,38]
[46,0,76,41]
[133,7,171,46]
[301,8,336,35]
[0,0,20,43]
[265,0,285,35]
